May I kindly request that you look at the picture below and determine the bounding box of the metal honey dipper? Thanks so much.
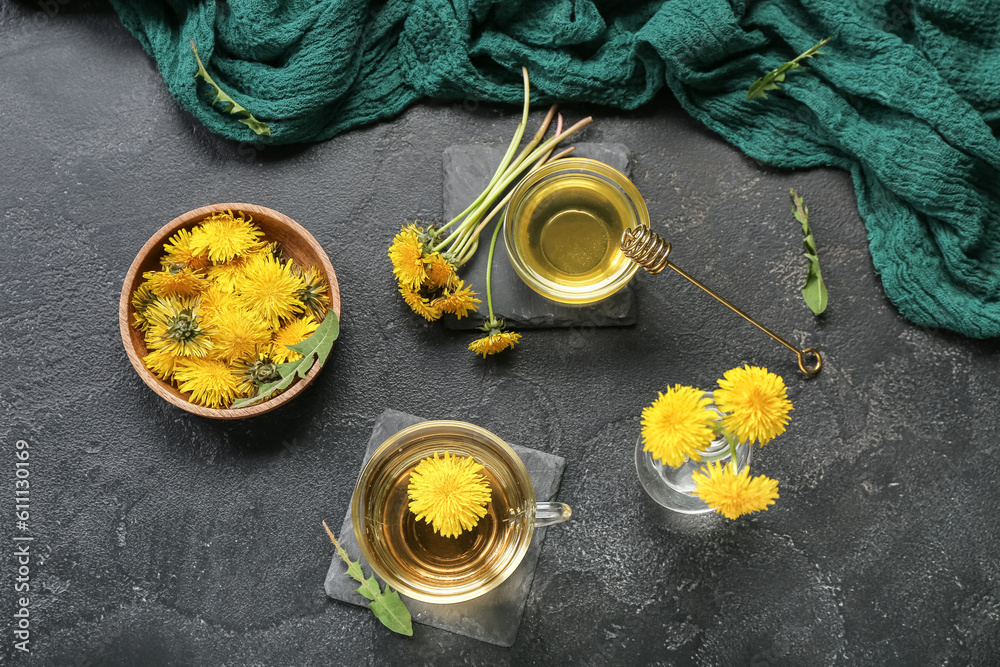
[620,226,823,375]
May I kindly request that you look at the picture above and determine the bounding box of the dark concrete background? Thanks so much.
[2,2,999,665]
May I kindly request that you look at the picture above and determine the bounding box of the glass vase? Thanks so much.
[634,397,751,514]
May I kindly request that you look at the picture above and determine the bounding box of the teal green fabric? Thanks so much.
[111,0,1000,338]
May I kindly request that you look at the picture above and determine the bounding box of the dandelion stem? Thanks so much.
[438,102,591,267]
[460,117,592,249]
[456,144,577,267]
[485,217,505,321]
[725,432,740,473]
[321,520,342,551]
[433,69,534,251]
[447,110,554,263]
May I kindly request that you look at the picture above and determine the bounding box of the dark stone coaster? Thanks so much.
[323,409,567,647]
[441,143,637,330]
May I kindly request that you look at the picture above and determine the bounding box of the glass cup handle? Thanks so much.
[533,502,572,527]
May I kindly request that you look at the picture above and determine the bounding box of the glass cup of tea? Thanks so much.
[503,157,650,305]
[351,420,572,604]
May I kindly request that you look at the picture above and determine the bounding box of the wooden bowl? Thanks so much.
[119,203,341,419]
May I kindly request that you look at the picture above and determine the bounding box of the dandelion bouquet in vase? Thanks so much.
[387,68,592,357]
[638,365,793,519]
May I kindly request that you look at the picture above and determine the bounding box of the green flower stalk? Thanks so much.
[467,217,522,357]
[387,67,591,356]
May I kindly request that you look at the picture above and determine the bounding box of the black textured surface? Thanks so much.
[2,3,999,666]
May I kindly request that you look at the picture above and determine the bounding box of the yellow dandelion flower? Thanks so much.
[199,283,240,317]
[143,266,206,298]
[293,265,330,319]
[400,285,442,321]
[189,210,264,264]
[271,315,319,363]
[234,253,305,328]
[173,357,241,408]
[468,331,521,357]
[131,283,158,330]
[233,353,281,396]
[143,349,179,381]
[640,385,717,467]
[203,306,272,364]
[714,365,793,447]
[205,257,249,293]
[251,241,284,261]
[162,228,209,270]
[145,296,214,358]
[407,452,492,538]
[388,224,427,288]
[424,253,456,289]
[433,280,481,319]
[692,461,779,520]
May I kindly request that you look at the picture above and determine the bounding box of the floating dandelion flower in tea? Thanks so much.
[173,356,242,408]
[407,452,492,538]
[271,315,319,363]
[234,253,305,328]
[145,296,214,358]
[691,461,779,520]
[714,365,793,447]
[189,210,264,263]
[641,385,717,467]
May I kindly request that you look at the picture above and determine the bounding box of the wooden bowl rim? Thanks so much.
[119,203,341,420]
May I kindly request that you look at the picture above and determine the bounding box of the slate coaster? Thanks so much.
[324,409,567,647]
[442,142,637,330]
